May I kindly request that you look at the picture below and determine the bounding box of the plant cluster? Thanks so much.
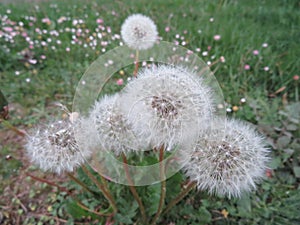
[19,14,272,224]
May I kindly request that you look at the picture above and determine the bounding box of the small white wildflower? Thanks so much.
[182,118,270,198]
[88,94,145,155]
[25,120,90,174]
[119,65,214,150]
[240,98,246,103]
[121,14,158,50]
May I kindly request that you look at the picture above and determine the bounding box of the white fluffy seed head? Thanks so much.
[25,120,90,174]
[89,94,145,155]
[182,118,270,198]
[121,14,158,50]
[119,64,214,150]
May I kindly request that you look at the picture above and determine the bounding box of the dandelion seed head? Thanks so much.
[89,94,145,155]
[121,14,158,50]
[182,118,270,198]
[25,120,90,174]
[119,65,214,150]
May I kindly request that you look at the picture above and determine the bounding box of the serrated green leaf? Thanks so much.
[276,136,291,149]
[65,200,91,219]
[269,157,281,169]
[115,197,138,224]
[282,148,294,162]
[237,195,251,217]
[145,183,160,216]
[197,207,211,225]
[293,166,300,178]
[114,213,134,224]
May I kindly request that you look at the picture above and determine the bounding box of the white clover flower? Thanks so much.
[25,120,90,174]
[89,94,145,155]
[121,14,158,50]
[182,118,270,198]
[119,65,214,150]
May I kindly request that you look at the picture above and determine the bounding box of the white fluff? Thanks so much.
[119,64,214,150]
[88,94,146,155]
[121,14,158,50]
[25,120,90,174]
[182,118,270,198]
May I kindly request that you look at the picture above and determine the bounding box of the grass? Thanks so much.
[0,0,299,224]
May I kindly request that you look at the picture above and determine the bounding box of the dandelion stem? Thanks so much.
[1,120,26,136]
[26,173,71,194]
[76,200,113,217]
[133,50,139,77]
[150,146,166,225]
[295,81,299,102]
[162,181,196,215]
[81,165,118,214]
[121,153,147,224]
[67,172,99,197]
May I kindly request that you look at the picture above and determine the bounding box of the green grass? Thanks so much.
[0,0,299,224]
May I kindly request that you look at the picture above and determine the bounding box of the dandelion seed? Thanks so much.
[264,66,269,71]
[121,14,158,50]
[182,118,269,198]
[262,43,268,48]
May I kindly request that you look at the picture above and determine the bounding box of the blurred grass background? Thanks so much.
[0,0,299,224]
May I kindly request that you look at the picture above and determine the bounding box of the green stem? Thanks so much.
[81,165,118,214]
[122,153,147,224]
[150,146,166,225]
[162,181,197,215]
